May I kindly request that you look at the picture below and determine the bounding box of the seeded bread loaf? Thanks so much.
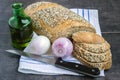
[72,32,112,70]
[74,51,112,70]
[25,2,96,42]
[77,41,110,53]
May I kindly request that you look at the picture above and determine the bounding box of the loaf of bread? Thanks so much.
[72,32,112,70]
[25,2,96,42]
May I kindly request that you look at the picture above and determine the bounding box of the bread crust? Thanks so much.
[74,41,110,53]
[25,2,62,17]
[25,2,96,42]
[74,45,111,62]
[74,52,112,70]
[72,32,105,43]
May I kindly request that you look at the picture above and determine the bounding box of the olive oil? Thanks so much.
[8,3,33,50]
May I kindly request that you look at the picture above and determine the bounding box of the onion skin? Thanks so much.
[52,37,73,57]
[26,35,50,55]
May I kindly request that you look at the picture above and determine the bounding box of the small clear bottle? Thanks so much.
[8,3,33,50]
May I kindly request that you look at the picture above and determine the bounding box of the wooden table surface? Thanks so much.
[0,0,120,80]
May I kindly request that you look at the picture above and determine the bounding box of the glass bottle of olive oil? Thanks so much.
[8,3,33,50]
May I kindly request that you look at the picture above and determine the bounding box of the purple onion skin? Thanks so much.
[52,37,73,58]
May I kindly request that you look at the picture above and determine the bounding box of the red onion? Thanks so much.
[52,37,73,57]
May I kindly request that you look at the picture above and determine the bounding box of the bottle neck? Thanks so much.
[12,3,25,17]
[12,7,25,17]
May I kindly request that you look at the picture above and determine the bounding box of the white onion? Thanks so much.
[26,35,50,55]
[52,37,73,57]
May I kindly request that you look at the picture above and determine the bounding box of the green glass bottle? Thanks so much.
[8,3,33,50]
